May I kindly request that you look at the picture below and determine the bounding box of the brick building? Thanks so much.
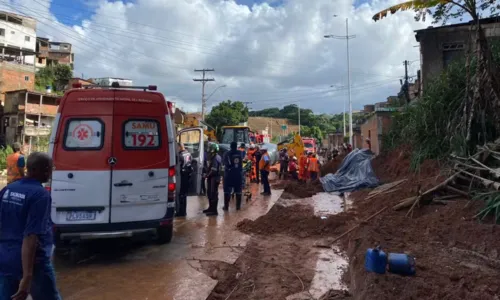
[360,109,395,155]
[1,89,60,152]
[415,17,500,91]
[0,11,37,104]
[36,38,74,70]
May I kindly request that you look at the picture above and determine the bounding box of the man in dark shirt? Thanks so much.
[204,143,222,216]
[254,146,262,183]
[0,152,60,300]
[176,143,193,217]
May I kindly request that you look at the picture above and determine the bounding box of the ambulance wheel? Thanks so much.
[156,224,173,245]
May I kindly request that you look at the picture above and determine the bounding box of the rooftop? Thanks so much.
[5,89,62,98]
[415,16,500,41]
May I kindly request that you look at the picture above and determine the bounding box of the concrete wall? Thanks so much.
[0,62,35,104]
[418,22,500,89]
[360,112,393,155]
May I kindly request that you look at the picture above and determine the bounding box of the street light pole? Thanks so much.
[324,16,355,145]
[298,102,301,136]
[205,84,227,102]
[346,18,353,146]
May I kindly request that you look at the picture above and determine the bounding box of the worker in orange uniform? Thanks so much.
[247,144,257,182]
[308,153,320,181]
[6,142,26,184]
[298,151,308,182]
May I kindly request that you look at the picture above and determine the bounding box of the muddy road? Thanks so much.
[53,185,282,300]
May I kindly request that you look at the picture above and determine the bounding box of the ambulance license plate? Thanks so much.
[66,211,96,221]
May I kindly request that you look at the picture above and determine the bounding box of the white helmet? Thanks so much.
[250,144,256,149]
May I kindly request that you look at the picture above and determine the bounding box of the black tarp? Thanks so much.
[320,148,379,193]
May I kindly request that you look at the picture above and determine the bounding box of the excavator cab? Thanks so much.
[277,134,305,158]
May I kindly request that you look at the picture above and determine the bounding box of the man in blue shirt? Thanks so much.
[0,152,60,300]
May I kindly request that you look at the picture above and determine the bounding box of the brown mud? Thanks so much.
[346,147,500,299]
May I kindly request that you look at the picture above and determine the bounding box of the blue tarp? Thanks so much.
[320,148,379,193]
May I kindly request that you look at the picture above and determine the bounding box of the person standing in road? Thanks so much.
[223,142,244,211]
[176,143,193,217]
[0,152,61,300]
[298,151,307,182]
[254,145,262,183]
[6,143,25,184]
[201,142,209,196]
[308,153,320,181]
[259,147,271,196]
[278,148,289,180]
[289,156,298,181]
[204,143,222,216]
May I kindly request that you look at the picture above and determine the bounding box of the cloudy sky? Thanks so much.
[4,0,431,113]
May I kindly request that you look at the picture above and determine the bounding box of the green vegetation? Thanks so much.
[206,100,249,140]
[250,104,371,144]
[0,146,14,170]
[35,64,73,95]
[382,40,500,170]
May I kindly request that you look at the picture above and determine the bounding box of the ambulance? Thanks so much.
[48,82,179,250]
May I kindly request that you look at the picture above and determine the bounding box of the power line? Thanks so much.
[193,69,215,120]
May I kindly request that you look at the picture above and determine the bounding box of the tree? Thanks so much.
[35,64,73,93]
[372,0,498,24]
[53,64,72,90]
[206,100,249,139]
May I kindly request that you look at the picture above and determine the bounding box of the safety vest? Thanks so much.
[7,152,24,183]
[308,157,319,172]
[259,153,271,172]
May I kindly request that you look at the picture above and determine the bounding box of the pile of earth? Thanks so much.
[320,155,345,176]
[237,203,354,239]
[343,147,500,299]
[281,180,325,199]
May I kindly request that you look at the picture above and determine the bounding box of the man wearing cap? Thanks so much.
[259,147,271,196]
[222,142,244,211]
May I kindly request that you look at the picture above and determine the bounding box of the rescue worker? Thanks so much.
[176,143,193,217]
[204,143,222,216]
[298,151,307,182]
[223,142,244,211]
[259,147,271,196]
[239,143,246,158]
[6,142,25,184]
[201,142,209,195]
[289,156,298,180]
[254,145,262,183]
[278,148,289,180]
[247,144,257,182]
[308,153,320,181]
[0,152,61,300]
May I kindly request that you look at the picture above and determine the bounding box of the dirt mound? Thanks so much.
[281,180,324,199]
[319,290,352,300]
[342,145,499,299]
[207,235,316,300]
[237,204,354,238]
[321,156,345,176]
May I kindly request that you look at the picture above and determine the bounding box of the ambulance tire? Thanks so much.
[156,224,173,244]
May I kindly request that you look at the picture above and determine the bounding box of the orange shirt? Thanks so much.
[308,157,319,172]
[259,153,271,171]
[7,152,24,183]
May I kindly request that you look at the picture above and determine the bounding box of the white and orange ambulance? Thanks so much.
[48,82,182,248]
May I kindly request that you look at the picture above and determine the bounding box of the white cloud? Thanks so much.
[3,0,433,114]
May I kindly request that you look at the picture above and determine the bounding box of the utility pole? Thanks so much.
[403,60,410,103]
[242,101,252,109]
[193,68,215,120]
[298,102,301,136]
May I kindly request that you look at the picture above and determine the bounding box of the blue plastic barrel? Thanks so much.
[365,246,387,274]
[388,253,416,276]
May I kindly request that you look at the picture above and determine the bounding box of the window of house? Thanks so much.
[0,28,4,36]
[38,57,43,64]
[64,119,104,150]
[123,120,161,149]
[25,36,30,42]
[443,50,463,68]
[24,76,29,81]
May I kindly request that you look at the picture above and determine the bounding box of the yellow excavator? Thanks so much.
[277,133,304,159]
